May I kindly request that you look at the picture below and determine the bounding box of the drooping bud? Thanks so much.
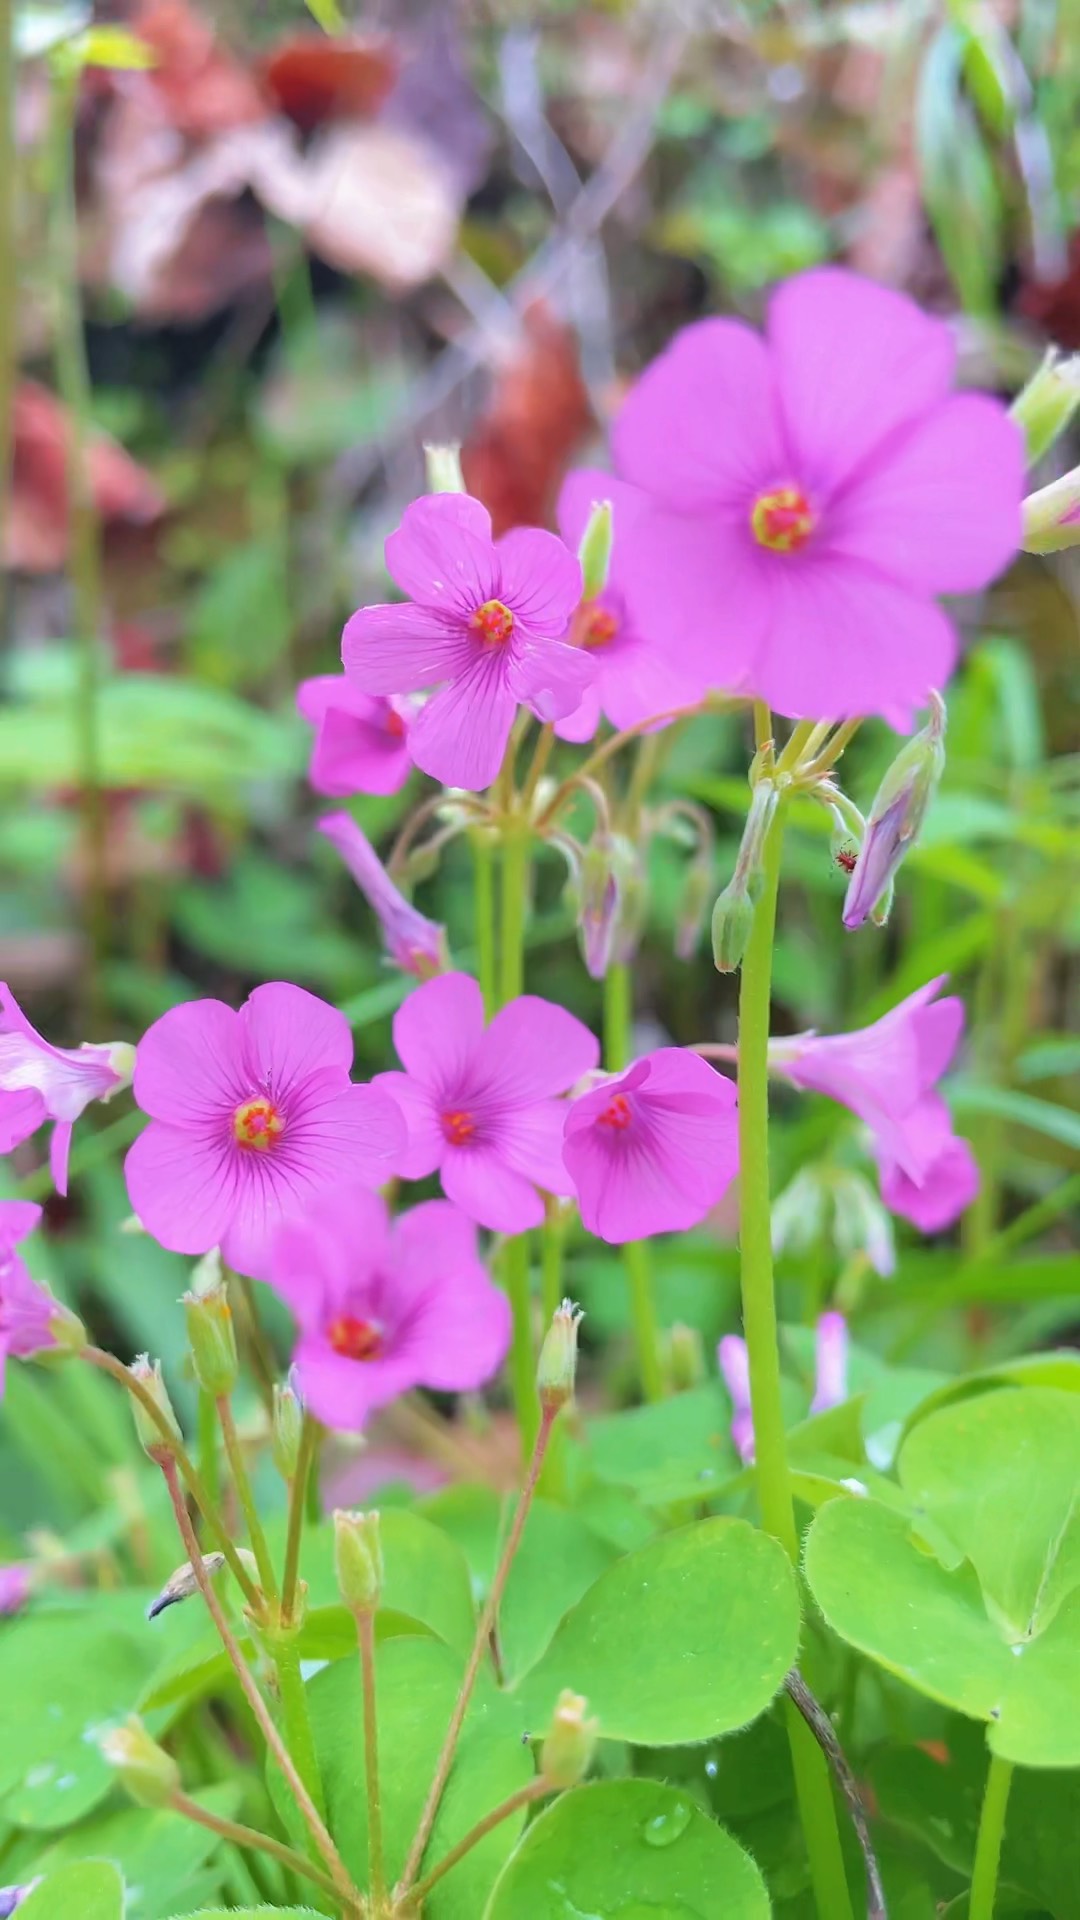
[333,1509,383,1614]
[183,1259,238,1399]
[577,499,614,602]
[710,878,756,974]
[674,851,714,962]
[318,812,449,980]
[1010,349,1080,466]
[771,1167,829,1260]
[1021,465,1080,553]
[831,1169,896,1279]
[537,1298,583,1414]
[810,1310,850,1415]
[272,1372,305,1481]
[540,1689,599,1788]
[609,835,648,967]
[424,443,466,494]
[99,1716,181,1809]
[717,1333,754,1464]
[666,1322,706,1392]
[573,835,619,981]
[129,1355,182,1462]
[145,1548,259,1621]
[842,692,945,929]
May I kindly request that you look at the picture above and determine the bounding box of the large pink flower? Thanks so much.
[562,1049,739,1244]
[295,675,414,797]
[771,975,978,1231]
[0,986,134,1194]
[342,494,594,790]
[0,1200,55,1395]
[376,972,599,1233]
[125,984,405,1279]
[553,472,702,743]
[611,267,1024,728]
[269,1190,510,1431]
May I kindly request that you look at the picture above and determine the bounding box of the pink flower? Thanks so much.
[611,267,1023,728]
[0,1883,41,1916]
[296,675,414,797]
[125,985,406,1280]
[0,1564,32,1615]
[0,1200,55,1394]
[0,986,135,1195]
[317,813,447,980]
[342,494,594,790]
[720,1310,849,1463]
[553,472,703,743]
[269,1189,510,1431]
[562,1049,739,1244]
[376,972,598,1233]
[718,1333,755,1462]
[771,975,978,1231]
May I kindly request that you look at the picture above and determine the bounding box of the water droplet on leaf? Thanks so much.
[641,1799,693,1848]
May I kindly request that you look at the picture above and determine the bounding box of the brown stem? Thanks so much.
[536,700,713,829]
[217,1395,279,1603]
[170,1788,340,1904]
[784,1669,887,1920]
[355,1607,385,1908]
[159,1456,360,1913]
[406,1779,550,1907]
[397,1405,557,1895]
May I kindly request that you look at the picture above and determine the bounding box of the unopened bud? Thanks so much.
[1022,464,1080,553]
[1010,349,1080,466]
[832,1170,895,1279]
[711,879,755,973]
[129,1355,182,1462]
[99,1716,180,1809]
[537,1298,583,1413]
[577,499,614,602]
[540,1689,599,1788]
[46,1300,87,1354]
[842,692,945,929]
[666,1322,706,1392]
[610,835,647,966]
[0,1879,41,1914]
[183,1272,237,1399]
[272,1373,305,1481]
[573,836,619,981]
[674,854,713,962]
[334,1509,383,1614]
[424,443,465,493]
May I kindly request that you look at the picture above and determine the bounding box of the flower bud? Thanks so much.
[572,836,619,981]
[0,1881,41,1915]
[610,835,647,967]
[1010,349,1080,466]
[99,1716,180,1809]
[1021,466,1080,553]
[46,1299,87,1354]
[810,1310,849,1415]
[717,1333,754,1463]
[540,1690,599,1788]
[832,1169,895,1280]
[710,878,756,973]
[272,1373,305,1481]
[537,1298,583,1413]
[674,853,713,962]
[577,499,614,602]
[334,1509,383,1614]
[666,1322,706,1392]
[183,1271,237,1400]
[129,1355,182,1462]
[842,692,945,930]
[319,813,449,980]
[424,443,466,493]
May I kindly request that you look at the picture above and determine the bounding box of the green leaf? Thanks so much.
[15,1789,240,1918]
[514,1518,800,1745]
[165,1911,321,1919]
[499,1500,617,1682]
[585,1385,738,1505]
[483,1778,771,1919]
[916,25,1004,314]
[19,1862,123,1919]
[948,1081,1080,1154]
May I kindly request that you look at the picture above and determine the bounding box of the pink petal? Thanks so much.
[0,1089,46,1153]
[495,527,582,633]
[613,318,784,511]
[408,653,517,791]
[557,469,649,553]
[133,1000,247,1128]
[240,983,353,1098]
[474,996,599,1102]
[271,1193,388,1331]
[398,1266,511,1393]
[554,682,601,744]
[912,995,965,1088]
[769,268,955,498]
[388,1199,481,1308]
[282,1077,406,1196]
[599,634,702,732]
[297,677,412,797]
[342,603,474,695]
[879,1134,979,1232]
[496,1099,578,1196]
[49,1121,74,1196]
[616,506,769,698]
[294,1341,417,1432]
[372,1070,444,1179]
[124,1121,238,1255]
[754,554,958,729]
[440,1143,545,1233]
[506,636,597,724]
[828,394,1023,595]
[392,972,486,1089]
[385,494,497,615]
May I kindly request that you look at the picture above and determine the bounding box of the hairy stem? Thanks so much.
[406,1780,550,1906]
[970,1750,1013,1920]
[218,1396,279,1604]
[170,1788,340,1904]
[355,1608,385,1908]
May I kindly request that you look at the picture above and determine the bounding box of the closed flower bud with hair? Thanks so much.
[843,692,945,929]
[334,1509,383,1614]
[129,1356,182,1462]
[99,1717,180,1809]
[537,1298,583,1413]
[540,1690,599,1788]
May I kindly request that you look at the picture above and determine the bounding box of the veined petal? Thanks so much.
[391,972,486,1090]
[124,1121,238,1256]
[133,1000,247,1128]
[371,1070,445,1179]
[241,983,354,1098]
[408,653,516,791]
[440,1144,545,1233]
[473,996,599,1103]
[342,603,474,695]
[385,494,497,615]
[613,318,784,511]
[506,636,597,723]
[496,526,582,633]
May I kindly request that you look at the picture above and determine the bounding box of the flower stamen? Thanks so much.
[233,1097,284,1152]
[750,485,816,554]
[441,1107,477,1146]
[580,603,619,649]
[470,599,514,645]
[328,1314,383,1362]
[597,1092,633,1131]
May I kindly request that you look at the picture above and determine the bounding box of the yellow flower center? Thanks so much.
[470,599,514,645]
[750,485,816,553]
[233,1097,284,1152]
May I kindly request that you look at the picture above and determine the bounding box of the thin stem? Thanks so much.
[407,1780,550,1906]
[355,1608,385,1908]
[197,1390,221,1518]
[970,1750,1013,1920]
[785,1670,886,1920]
[537,699,712,828]
[500,823,529,1004]
[282,1414,318,1625]
[84,1348,262,1610]
[501,1233,538,1455]
[472,833,497,1018]
[159,1456,360,1912]
[520,722,555,812]
[604,964,664,1402]
[735,811,855,1920]
[236,1273,277,1412]
[802,717,862,779]
[218,1396,279,1605]
[170,1789,340,1904]
[398,1405,557,1895]
[270,1638,326,1825]
[540,1200,565,1325]
[775,719,817,775]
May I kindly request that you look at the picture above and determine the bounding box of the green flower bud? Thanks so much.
[183,1267,238,1399]
[842,692,944,929]
[129,1356,182,1461]
[540,1690,599,1788]
[424,443,466,493]
[333,1509,383,1614]
[272,1374,305,1481]
[577,499,614,602]
[1021,465,1080,553]
[99,1716,180,1809]
[1010,349,1080,466]
[666,1322,706,1392]
[46,1300,88,1354]
[710,879,756,973]
[675,853,714,962]
[537,1298,583,1413]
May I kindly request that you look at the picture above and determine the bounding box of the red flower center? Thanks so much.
[470,599,514,645]
[233,1097,284,1151]
[327,1314,383,1362]
[581,603,620,649]
[385,708,407,739]
[750,485,816,554]
[441,1107,477,1146]
[597,1092,633,1131]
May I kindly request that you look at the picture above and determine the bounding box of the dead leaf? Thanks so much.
[281,121,461,291]
[5,381,165,574]
[259,32,398,132]
[462,302,593,535]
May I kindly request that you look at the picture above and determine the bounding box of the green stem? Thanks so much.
[736,808,855,1920]
[236,1273,278,1412]
[282,1414,318,1625]
[472,832,497,1018]
[501,1233,537,1456]
[500,824,529,1004]
[274,1638,327,1824]
[170,1788,340,1905]
[197,1390,221,1518]
[47,60,108,1026]
[355,1607,385,1908]
[970,1750,1013,1920]
[540,1200,565,1325]
[218,1397,279,1605]
[603,961,632,1072]
[604,964,664,1402]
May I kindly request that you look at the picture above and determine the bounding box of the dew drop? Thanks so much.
[641,1799,693,1848]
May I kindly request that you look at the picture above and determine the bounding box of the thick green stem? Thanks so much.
[736,808,854,1920]
[355,1608,385,1909]
[218,1396,279,1605]
[499,823,529,1004]
[970,1750,1013,1920]
[604,964,664,1402]
[282,1414,318,1624]
[274,1637,327,1825]
[603,961,632,1072]
[472,832,497,1018]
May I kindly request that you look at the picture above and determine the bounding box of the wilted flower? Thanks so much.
[0,985,134,1195]
[317,812,447,979]
[296,675,414,797]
